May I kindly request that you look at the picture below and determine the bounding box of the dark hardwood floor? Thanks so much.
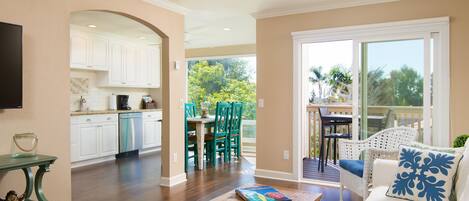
[303,158,340,182]
[72,152,361,201]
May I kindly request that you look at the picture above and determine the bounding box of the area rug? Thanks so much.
[210,185,322,201]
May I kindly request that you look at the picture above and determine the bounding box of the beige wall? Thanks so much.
[0,0,185,200]
[186,44,256,58]
[256,0,469,173]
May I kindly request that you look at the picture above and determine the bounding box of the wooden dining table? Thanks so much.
[187,116,215,170]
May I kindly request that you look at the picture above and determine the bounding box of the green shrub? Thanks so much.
[453,134,469,148]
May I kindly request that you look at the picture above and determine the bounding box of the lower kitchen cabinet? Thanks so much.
[142,111,162,149]
[70,114,118,162]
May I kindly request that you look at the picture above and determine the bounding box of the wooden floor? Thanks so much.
[72,152,361,201]
[303,158,340,182]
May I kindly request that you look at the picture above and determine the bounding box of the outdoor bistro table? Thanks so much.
[187,116,215,170]
[0,154,57,201]
[318,114,385,172]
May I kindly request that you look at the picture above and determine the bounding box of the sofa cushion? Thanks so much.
[386,145,463,201]
[367,186,404,201]
[339,160,364,178]
[455,140,469,200]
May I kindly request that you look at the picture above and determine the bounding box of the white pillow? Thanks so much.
[386,145,463,201]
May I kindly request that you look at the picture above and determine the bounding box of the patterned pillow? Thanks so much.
[386,145,463,201]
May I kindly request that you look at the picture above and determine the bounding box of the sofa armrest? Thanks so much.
[372,159,399,187]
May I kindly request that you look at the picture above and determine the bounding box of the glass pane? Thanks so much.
[186,56,257,155]
[361,39,425,141]
[302,40,353,160]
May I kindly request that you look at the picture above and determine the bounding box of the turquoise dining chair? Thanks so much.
[184,103,198,172]
[228,102,243,160]
[207,102,231,166]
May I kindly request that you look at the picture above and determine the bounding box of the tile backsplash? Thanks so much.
[70,70,151,111]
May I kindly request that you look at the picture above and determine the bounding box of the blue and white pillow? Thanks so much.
[386,145,463,201]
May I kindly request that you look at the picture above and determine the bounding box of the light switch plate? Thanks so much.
[174,61,181,70]
[283,150,289,160]
[258,99,264,108]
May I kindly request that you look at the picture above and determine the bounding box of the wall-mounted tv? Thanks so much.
[0,22,22,109]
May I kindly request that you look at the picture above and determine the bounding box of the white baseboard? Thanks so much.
[140,147,161,155]
[160,173,187,187]
[254,168,298,182]
[71,156,116,169]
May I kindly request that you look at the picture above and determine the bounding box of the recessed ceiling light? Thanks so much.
[139,36,146,40]
[223,28,231,31]
[87,24,97,28]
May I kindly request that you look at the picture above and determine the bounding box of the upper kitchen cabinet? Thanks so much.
[70,29,109,71]
[97,41,161,88]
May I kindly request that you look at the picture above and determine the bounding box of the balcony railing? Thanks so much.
[241,120,256,156]
[305,104,424,159]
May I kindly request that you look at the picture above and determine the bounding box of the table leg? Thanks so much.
[196,123,205,170]
[21,167,33,201]
[34,164,50,201]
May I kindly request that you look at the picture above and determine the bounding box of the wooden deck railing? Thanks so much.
[305,104,424,159]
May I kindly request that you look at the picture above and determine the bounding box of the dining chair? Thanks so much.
[318,107,352,172]
[206,102,231,166]
[228,102,243,160]
[184,103,198,172]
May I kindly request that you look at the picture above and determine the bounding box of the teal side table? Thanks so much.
[0,154,57,201]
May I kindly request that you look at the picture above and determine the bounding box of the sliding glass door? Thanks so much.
[359,38,428,141]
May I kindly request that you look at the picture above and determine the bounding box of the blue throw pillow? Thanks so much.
[386,145,462,201]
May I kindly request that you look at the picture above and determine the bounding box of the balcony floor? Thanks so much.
[303,158,340,183]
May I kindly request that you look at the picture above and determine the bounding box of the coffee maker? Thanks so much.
[116,95,131,110]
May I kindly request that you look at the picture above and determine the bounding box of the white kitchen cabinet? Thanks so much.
[79,125,100,160]
[108,42,125,85]
[100,123,119,156]
[70,114,118,163]
[145,47,161,88]
[88,36,108,70]
[70,30,108,71]
[123,45,138,85]
[70,33,88,68]
[142,111,162,149]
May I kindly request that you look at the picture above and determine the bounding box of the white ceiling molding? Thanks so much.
[252,0,400,19]
[143,0,190,15]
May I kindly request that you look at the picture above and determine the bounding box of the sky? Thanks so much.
[302,39,425,101]
[302,39,424,77]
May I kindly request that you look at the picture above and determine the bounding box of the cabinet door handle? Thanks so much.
[157,119,162,122]
[86,119,91,122]
[121,82,126,84]
[87,65,92,68]
[107,117,112,120]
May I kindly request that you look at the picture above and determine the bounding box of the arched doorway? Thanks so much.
[68,10,175,199]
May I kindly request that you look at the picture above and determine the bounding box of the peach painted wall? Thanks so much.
[256,0,469,173]
[0,0,185,200]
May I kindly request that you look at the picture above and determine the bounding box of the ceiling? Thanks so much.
[70,11,162,45]
[145,0,398,49]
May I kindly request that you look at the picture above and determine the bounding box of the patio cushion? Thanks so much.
[339,159,364,178]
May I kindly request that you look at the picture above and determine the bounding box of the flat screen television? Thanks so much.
[0,22,22,109]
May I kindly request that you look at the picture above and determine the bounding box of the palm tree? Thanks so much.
[309,66,327,101]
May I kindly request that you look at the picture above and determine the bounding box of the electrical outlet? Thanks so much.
[258,99,264,108]
[283,150,289,160]
[173,153,177,162]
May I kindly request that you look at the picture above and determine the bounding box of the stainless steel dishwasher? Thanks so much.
[117,112,143,158]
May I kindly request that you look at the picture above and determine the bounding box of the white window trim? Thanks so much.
[291,17,450,182]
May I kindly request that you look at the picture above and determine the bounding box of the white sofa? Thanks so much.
[366,140,469,201]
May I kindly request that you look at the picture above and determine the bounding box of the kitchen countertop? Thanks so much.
[71,108,162,116]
